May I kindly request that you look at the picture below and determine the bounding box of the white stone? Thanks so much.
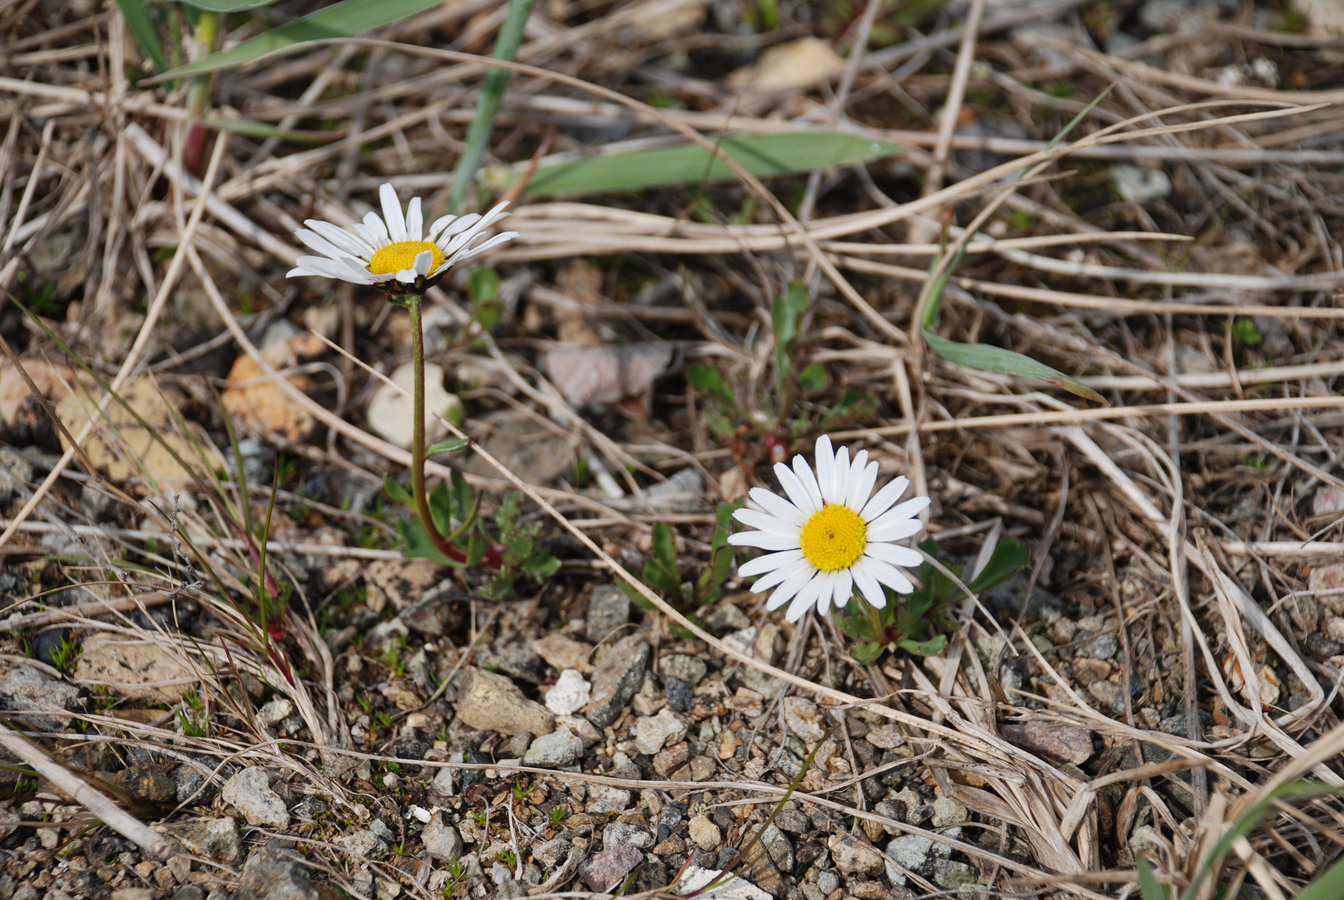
[1112,165,1171,203]
[675,865,771,900]
[221,768,289,828]
[688,814,721,851]
[366,362,460,450]
[545,669,591,715]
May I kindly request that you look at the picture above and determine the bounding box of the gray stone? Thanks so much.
[932,859,980,889]
[153,817,241,865]
[827,832,883,875]
[0,657,86,730]
[817,871,839,894]
[578,844,643,892]
[781,696,824,742]
[524,728,583,768]
[585,634,650,728]
[585,585,631,642]
[455,667,555,737]
[665,678,695,712]
[232,849,319,900]
[532,838,572,869]
[422,815,463,862]
[114,763,176,805]
[336,828,386,858]
[885,834,933,885]
[645,468,704,510]
[1085,634,1118,660]
[660,653,707,686]
[173,765,206,805]
[930,797,967,829]
[585,783,632,814]
[700,602,751,635]
[221,768,289,828]
[634,707,686,755]
[603,821,652,852]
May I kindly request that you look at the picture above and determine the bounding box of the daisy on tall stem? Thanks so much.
[288,183,516,565]
[729,435,930,626]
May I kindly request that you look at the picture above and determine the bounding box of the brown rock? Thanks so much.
[455,667,554,736]
[1001,719,1094,765]
[827,832,884,875]
[73,632,194,703]
[533,633,594,672]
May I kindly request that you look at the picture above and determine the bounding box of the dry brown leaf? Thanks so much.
[0,358,85,430]
[221,333,326,442]
[543,343,673,415]
[55,376,222,490]
[727,37,845,91]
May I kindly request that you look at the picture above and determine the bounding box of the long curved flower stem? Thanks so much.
[405,293,464,563]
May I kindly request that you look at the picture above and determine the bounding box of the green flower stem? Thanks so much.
[864,596,888,650]
[404,292,505,568]
[405,293,461,562]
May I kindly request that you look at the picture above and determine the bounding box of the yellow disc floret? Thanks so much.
[369,240,445,276]
[799,504,867,572]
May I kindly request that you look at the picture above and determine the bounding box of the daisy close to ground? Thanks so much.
[287,182,517,287]
[729,435,931,622]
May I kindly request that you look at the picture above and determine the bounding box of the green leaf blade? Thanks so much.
[922,328,1107,405]
[493,132,901,196]
[157,0,447,81]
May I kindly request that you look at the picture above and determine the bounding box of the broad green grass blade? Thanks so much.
[115,0,170,75]
[1295,855,1344,900]
[156,0,446,81]
[1135,854,1168,900]
[448,0,532,213]
[494,133,901,196]
[181,0,277,9]
[922,328,1106,404]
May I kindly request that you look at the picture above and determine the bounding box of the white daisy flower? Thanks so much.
[729,435,930,623]
[287,182,517,287]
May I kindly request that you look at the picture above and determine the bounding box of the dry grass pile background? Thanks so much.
[2,0,1344,898]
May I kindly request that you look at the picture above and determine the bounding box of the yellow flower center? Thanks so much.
[799,504,867,572]
[368,240,445,276]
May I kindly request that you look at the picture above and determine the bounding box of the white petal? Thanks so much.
[413,248,435,275]
[845,453,877,510]
[791,454,824,512]
[868,497,931,537]
[824,570,852,617]
[351,220,383,249]
[394,267,419,284]
[774,460,820,515]
[863,542,923,569]
[430,212,478,240]
[868,517,924,543]
[727,530,801,551]
[860,475,910,521]
[405,196,424,241]
[745,555,811,592]
[380,183,407,242]
[288,256,376,284]
[785,576,824,622]
[305,219,373,257]
[294,226,352,261]
[865,558,916,595]
[362,210,390,244]
[852,563,887,610]
[734,508,801,537]
[765,569,813,611]
[747,487,806,527]
[815,437,836,503]
[739,549,796,578]
[446,231,516,264]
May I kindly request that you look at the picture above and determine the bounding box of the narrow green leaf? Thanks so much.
[491,132,901,196]
[772,281,809,397]
[115,0,171,75]
[382,475,412,506]
[850,641,883,665]
[398,519,460,567]
[156,0,447,81]
[1135,854,1168,900]
[796,362,827,394]
[968,538,1028,594]
[897,634,948,657]
[687,364,735,406]
[922,328,1107,405]
[425,437,469,456]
